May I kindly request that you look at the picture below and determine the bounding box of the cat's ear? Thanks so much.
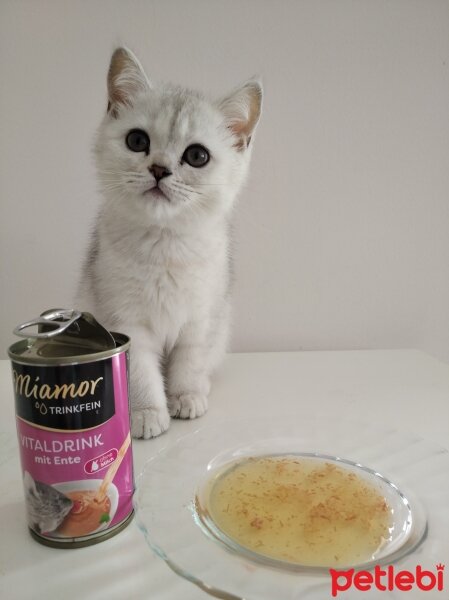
[107,47,151,117]
[219,80,263,151]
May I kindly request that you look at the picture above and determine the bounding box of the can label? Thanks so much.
[12,352,133,543]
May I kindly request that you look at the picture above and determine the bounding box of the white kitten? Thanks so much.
[76,48,262,439]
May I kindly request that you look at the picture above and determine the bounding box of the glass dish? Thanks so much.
[134,417,449,599]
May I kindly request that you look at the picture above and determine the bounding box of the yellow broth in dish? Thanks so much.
[197,456,392,567]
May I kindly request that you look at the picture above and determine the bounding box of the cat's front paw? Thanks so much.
[167,393,208,419]
[131,406,170,439]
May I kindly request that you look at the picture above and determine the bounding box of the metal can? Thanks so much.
[8,309,134,548]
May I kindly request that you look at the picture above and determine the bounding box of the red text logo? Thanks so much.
[330,564,445,597]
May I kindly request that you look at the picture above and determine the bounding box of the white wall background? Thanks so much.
[1,0,449,362]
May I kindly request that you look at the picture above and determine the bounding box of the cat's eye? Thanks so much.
[182,144,210,168]
[126,129,150,154]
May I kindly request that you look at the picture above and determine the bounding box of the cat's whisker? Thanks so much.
[98,168,147,176]
[185,195,207,214]
[189,183,227,187]
[170,189,189,203]
[100,176,148,182]
[100,184,125,192]
[99,177,148,186]
[101,178,152,189]
[169,182,204,197]
[102,184,118,193]
[169,182,192,192]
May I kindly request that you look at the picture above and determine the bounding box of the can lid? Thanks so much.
[10,309,117,360]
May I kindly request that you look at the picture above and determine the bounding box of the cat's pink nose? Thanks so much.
[149,164,172,182]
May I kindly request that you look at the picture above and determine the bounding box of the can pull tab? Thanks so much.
[13,308,116,354]
[14,309,83,339]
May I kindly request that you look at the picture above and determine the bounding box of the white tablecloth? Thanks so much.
[1,350,448,599]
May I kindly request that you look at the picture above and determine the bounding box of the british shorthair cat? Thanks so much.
[76,47,262,439]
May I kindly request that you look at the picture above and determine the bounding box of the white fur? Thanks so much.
[77,48,261,439]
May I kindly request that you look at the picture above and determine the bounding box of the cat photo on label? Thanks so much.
[23,471,73,534]
[76,47,262,439]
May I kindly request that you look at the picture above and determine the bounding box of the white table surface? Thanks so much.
[1,350,448,600]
